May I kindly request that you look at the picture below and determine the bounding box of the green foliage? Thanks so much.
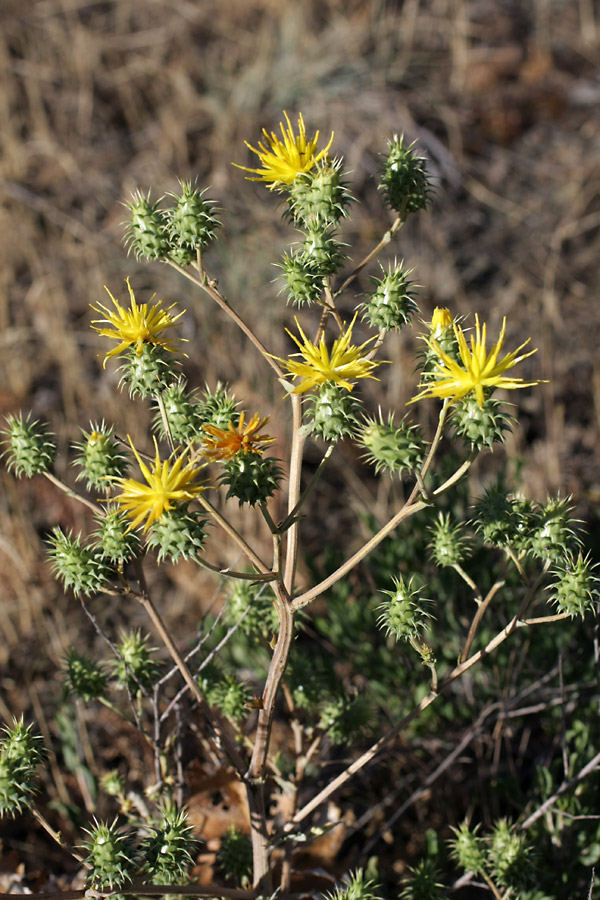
[326,869,384,900]
[398,860,444,900]
[216,824,253,886]
[64,650,108,701]
[223,579,278,640]
[3,413,57,478]
[112,630,159,691]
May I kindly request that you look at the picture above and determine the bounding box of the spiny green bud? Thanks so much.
[528,496,580,563]
[64,650,108,701]
[153,382,200,445]
[166,181,220,265]
[196,383,239,430]
[472,483,514,548]
[146,507,207,563]
[216,824,252,887]
[199,669,250,722]
[451,395,513,451]
[377,575,432,643]
[278,250,323,307]
[47,527,110,596]
[73,422,128,491]
[101,770,125,798]
[449,821,485,875]
[288,159,352,229]
[93,507,140,565]
[302,229,345,275]
[3,413,57,478]
[399,859,444,900]
[359,412,426,478]
[0,720,45,818]
[304,382,360,443]
[488,819,532,890]
[1,718,45,767]
[327,869,384,900]
[508,496,537,554]
[549,552,599,619]
[221,451,282,506]
[124,190,169,261]
[380,134,433,216]
[428,513,470,567]
[113,630,159,691]
[360,261,418,331]
[142,805,197,885]
[318,694,372,746]
[84,819,136,891]
[418,308,460,378]
[224,580,278,640]
[118,344,175,399]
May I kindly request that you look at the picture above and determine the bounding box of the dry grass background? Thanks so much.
[1,0,600,881]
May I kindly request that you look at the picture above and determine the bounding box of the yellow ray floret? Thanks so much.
[234,111,334,188]
[201,412,276,461]
[113,438,205,533]
[91,278,186,367]
[273,315,381,394]
[410,314,540,409]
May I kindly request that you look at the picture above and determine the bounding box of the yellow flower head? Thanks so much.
[113,438,205,533]
[273,315,381,394]
[234,111,334,189]
[429,306,453,337]
[201,412,276,461]
[91,278,186,367]
[410,315,540,409]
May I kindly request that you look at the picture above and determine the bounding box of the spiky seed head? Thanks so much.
[304,382,360,443]
[360,261,418,332]
[220,451,283,506]
[451,395,514,451]
[118,344,176,399]
[278,250,323,307]
[195,383,239,430]
[166,181,221,263]
[359,412,426,477]
[93,507,140,565]
[3,413,57,479]
[47,527,110,596]
[153,382,201,445]
[141,805,197,885]
[302,229,345,275]
[448,821,485,875]
[146,507,208,562]
[380,134,433,215]
[83,819,136,891]
[123,191,169,260]
[549,552,599,619]
[377,575,432,643]
[288,159,352,229]
[73,422,129,491]
[428,513,470,568]
[528,496,580,563]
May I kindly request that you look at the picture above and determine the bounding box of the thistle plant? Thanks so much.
[2,110,599,900]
